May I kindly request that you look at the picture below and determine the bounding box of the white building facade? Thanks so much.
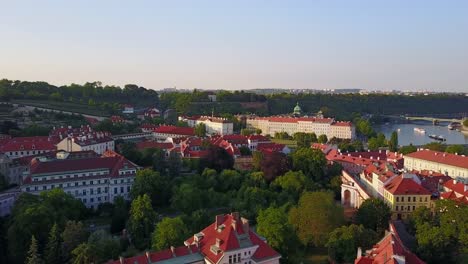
[21,151,137,209]
[246,117,355,139]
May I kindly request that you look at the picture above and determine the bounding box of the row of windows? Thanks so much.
[395,205,418,211]
[8,150,49,156]
[26,178,134,192]
[33,171,109,181]
[395,196,428,203]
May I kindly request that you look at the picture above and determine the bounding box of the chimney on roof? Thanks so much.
[170,246,176,257]
[215,238,222,247]
[231,212,240,221]
[241,217,249,234]
[215,215,224,230]
[119,256,124,264]
[357,247,362,258]
[145,251,150,261]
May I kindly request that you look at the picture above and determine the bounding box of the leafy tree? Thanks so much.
[87,230,120,263]
[61,221,88,263]
[119,142,142,163]
[255,128,262,135]
[26,235,43,264]
[252,151,263,171]
[167,151,182,177]
[326,224,378,263]
[152,217,188,250]
[256,206,296,255]
[239,146,252,156]
[272,170,309,198]
[44,223,62,264]
[423,142,446,152]
[463,119,468,127]
[317,134,328,143]
[194,123,207,137]
[289,191,344,247]
[185,209,212,235]
[261,152,290,182]
[151,148,167,175]
[111,197,129,234]
[240,128,254,136]
[291,148,326,182]
[310,132,318,143]
[389,131,398,152]
[130,169,170,207]
[416,223,454,264]
[71,243,92,264]
[399,144,417,155]
[445,144,466,155]
[203,146,234,172]
[355,118,375,138]
[127,194,157,250]
[171,183,205,214]
[356,198,391,234]
[8,190,86,264]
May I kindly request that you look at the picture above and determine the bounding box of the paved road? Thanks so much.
[12,103,108,121]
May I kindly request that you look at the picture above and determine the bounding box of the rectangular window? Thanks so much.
[413,197,416,202]
[413,206,416,210]
[114,188,117,194]
[120,187,124,193]
[396,206,399,211]
[396,197,399,202]
[407,197,411,202]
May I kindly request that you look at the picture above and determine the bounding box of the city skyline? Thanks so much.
[1,0,468,92]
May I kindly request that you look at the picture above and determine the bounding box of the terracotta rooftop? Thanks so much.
[355,223,426,264]
[405,150,468,169]
[154,126,195,136]
[384,175,431,195]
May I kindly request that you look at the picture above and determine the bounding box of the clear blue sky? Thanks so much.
[1,0,467,91]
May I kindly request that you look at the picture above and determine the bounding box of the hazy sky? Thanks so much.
[1,0,468,91]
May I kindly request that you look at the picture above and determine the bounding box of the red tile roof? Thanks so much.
[331,121,352,127]
[385,175,431,195]
[256,142,286,154]
[154,126,195,136]
[184,213,280,263]
[405,150,468,169]
[253,116,334,123]
[27,152,135,177]
[355,223,425,264]
[0,136,57,152]
[136,141,174,151]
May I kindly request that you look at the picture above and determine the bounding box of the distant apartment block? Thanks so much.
[404,149,468,183]
[180,116,234,135]
[53,125,114,155]
[246,116,355,139]
[21,150,138,209]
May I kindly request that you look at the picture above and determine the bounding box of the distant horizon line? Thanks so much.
[2,77,467,94]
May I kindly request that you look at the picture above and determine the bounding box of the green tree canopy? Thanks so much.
[291,148,327,182]
[356,198,391,235]
[61,221,88,263]
[25,235,43,264]
[256,206,297,255]
[130,169,170,207]
[389,131,398,152]
[326,224,378,263]
[44,223,62,264]
[127,194,157,250]
[289,191,344,247]
[194,123,207,137]
[152,217,188,251]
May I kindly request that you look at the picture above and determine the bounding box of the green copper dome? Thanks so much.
[293,102,302,115]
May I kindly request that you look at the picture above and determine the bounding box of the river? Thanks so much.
[374,121,468,146]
